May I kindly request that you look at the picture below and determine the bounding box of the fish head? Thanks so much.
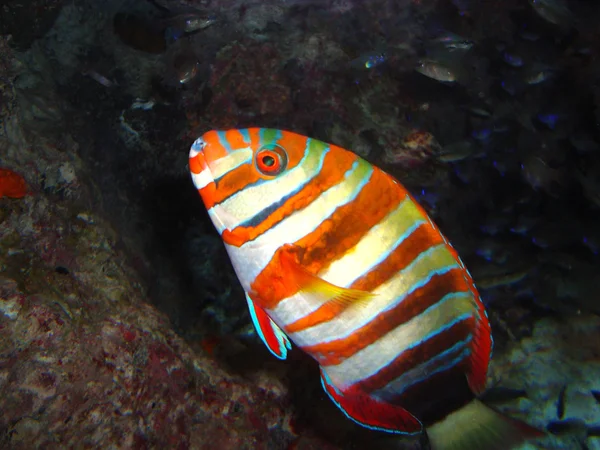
[189,128,316,236]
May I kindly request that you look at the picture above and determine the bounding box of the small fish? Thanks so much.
[519,30,540,41]
[464,105,492,118]
[415,59,457,83]
[529,0,574,28]
[510,215,539,235]
[476,269,529,289]
[349,52,387,70]
[431,31,473,52]
[475,239,511,264]
[82,69,115,88]
[536,112,564,130]
[524,64,555,85]
[471,128,492,141]
[189,128,544,449]
[0,168,28,199]
[164,13,216,34]
[521,156,564,194]
[438,140,475,162]
[172,53,200,85]
[502,52,524,67]
[163,13,216,44]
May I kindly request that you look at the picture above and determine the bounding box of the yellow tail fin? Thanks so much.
[426,399,545,450]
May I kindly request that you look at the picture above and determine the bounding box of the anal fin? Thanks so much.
[246,293,291,360]
[320,368,422,435]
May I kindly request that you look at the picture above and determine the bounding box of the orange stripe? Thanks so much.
[198,183,218,210]
[276,130,309,156]
[285,302,346,334]
[248,128,261,149]
[302,268,471,366]
[284,222,442,333]
[201,130,229,161]
[229,147,358,245]
[252,166,402,309]
[189,153,206,175]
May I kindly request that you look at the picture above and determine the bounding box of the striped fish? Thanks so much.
[189,128,543,450]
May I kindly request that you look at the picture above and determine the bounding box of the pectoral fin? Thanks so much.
[320,368,422,435]
[246,293,291,360]
[278,244,374,311]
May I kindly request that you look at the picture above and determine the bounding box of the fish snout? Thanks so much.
[189,137,213,190]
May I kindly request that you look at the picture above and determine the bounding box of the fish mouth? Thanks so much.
[189,137,215,190]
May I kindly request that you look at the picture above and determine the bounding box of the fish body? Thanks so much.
[431,31,473,52]
[163,13,216,43]
[529,0,573,28]
[348,52,387,70]
[415,59,457,83]
[189,129,543,449]
[502,51,524,67]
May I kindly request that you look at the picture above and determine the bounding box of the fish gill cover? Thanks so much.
[0,0,599,449]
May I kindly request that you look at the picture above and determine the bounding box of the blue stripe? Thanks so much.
[216,131,233,154]
[237,144,330,229]
[376,333,472,399]
[239,129,250,143]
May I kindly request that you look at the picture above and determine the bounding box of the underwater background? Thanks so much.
[0,0,599,448]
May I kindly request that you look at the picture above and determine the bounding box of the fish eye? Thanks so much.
[255,145,288,176]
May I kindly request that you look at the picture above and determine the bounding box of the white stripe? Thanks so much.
[191,169,213,190]
[322,292,474,388]
[225,160,373,294]
[216,140,325,229]
[289,244,458,347]
[272,198,426,326]
[210,147,253,180]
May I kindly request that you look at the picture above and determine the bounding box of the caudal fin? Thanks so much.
[426,399,545,450]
